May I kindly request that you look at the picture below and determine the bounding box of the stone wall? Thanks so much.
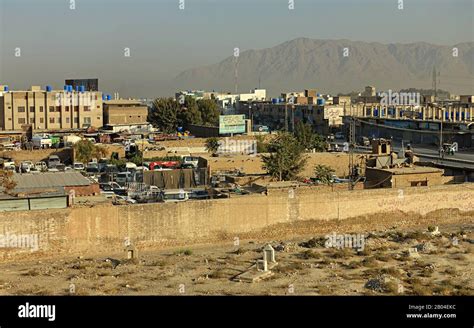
[0,184,473,262]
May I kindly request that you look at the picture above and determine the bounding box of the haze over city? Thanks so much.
[1,0,473,97]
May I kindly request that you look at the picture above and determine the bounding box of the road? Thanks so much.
[333,140,474,170]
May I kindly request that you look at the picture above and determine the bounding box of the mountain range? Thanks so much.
[174,38,473,96]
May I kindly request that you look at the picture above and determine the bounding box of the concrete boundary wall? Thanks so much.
[0,184,473,262]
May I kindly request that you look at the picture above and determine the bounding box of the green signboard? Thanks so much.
[219,115,246,134]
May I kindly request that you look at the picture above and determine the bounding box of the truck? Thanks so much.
[32,134,52,149]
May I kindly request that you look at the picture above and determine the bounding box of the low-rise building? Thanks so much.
[103,99,149,132]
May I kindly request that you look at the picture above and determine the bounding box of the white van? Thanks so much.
[160,189,190,203]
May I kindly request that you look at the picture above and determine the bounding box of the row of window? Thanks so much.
[16,106,97,112]
[17,117,96,124]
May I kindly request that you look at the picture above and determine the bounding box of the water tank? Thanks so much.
[46,85,52,92]
[374,109,379,116]
[3,86,9,92]
[272,98,278,104]
[106,94,112,101]
[280,98,285,103]
[79,85,85,92]
[316,98,325,106]
[64,85,68,91]
[75,86,80,92]
[68,85,73,92]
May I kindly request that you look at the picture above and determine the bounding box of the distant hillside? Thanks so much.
[174,38,474,96]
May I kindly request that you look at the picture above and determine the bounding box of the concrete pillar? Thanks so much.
[470,108,473,121]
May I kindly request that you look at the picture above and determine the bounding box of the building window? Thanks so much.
[50,117,55,123]
[83,117,91,124]
[18,106,26,113]
[84,106,90,112]
[39,106,44,112]
[40,118,44,124]
[18,118,26,124]
[74,106,79,112]
[66,117,70,124]
[74,117,79,123]
[30,118,34,124]
[65,106,70,112]
[49,106,54,112]
[30,106,35,112]
[56,106,61,112]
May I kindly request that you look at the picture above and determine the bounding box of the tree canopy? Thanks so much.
[73,140,107,163]
[261,132,307,181]
[149,98,179,133]
[149,97,220,133]
[294,121,325,151]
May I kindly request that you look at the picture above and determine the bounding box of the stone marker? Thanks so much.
[124,244,138,259]
[263,244,276,263]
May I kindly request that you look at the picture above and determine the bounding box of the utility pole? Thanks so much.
[440,107,444,159]
[348,117,356,190]
[285,102,288,132]
[291,105,295,133]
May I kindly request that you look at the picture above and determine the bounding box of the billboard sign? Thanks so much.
[219,115,246,134]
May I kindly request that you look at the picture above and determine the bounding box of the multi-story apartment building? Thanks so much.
[0,86,103,131]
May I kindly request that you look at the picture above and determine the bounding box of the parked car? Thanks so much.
[34,161,48,172]
[182,156,199,168]
[189,189,210,200]
[100,182,128,196]
[116,172,134,186]
[47,155,61,168]
[160,189,190,202]
[20,161,33,173]
[73,162,85,171]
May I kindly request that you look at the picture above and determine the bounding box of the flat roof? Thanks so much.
[368,166,443,175]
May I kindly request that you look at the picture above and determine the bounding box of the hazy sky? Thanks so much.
[0,0,473,97]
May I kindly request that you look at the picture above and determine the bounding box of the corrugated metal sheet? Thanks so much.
[13,172,91,190]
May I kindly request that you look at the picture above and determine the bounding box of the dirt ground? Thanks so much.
[0,210,472,296]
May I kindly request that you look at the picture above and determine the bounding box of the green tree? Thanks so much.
[205,137,221,155]
[262,133,307,181]
[149,98,179,133]
[294,121,325,151]
[73,140,108,164]
[314,164,335,185]
[197,99,220,126]
[255,135,269,153]
[177,96,202,126]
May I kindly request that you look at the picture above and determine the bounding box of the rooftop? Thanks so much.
[370,166,444,175]
[11,171,93,190]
